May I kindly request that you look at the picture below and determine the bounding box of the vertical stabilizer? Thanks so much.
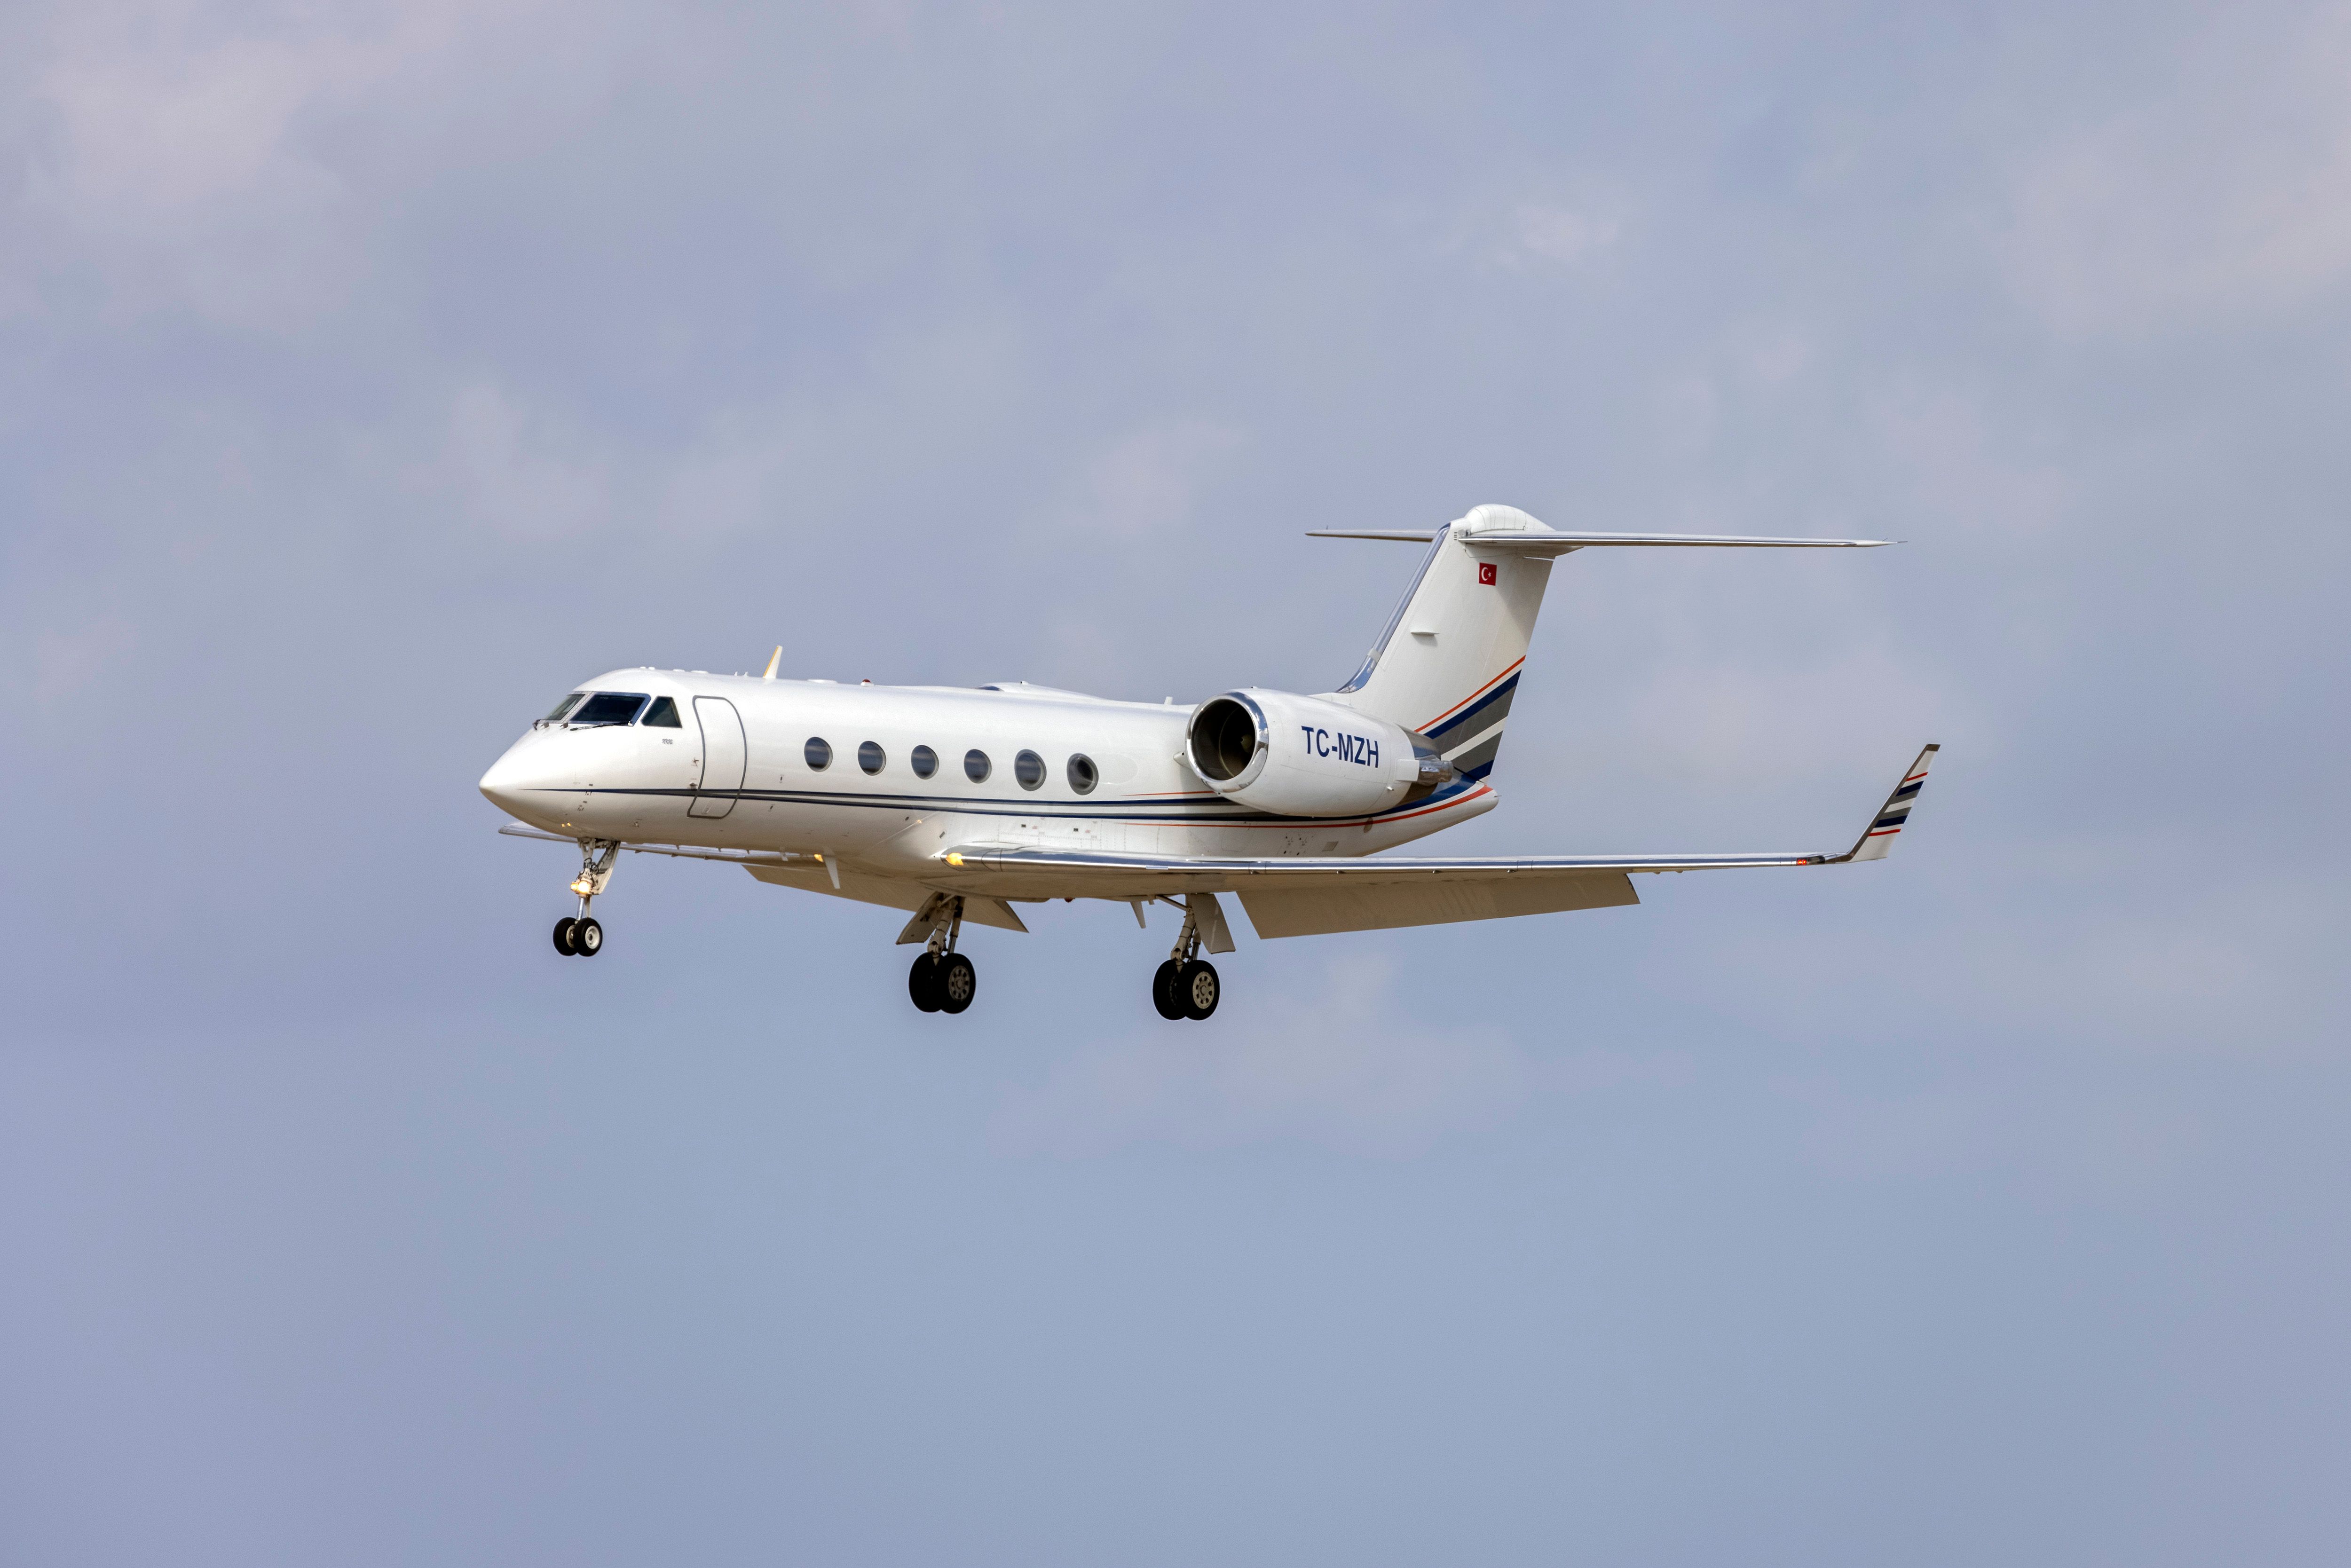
[1321,505,1562,782]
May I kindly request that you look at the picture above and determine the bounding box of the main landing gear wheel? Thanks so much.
[1151,960,1185,1020]
[908,953,943,1013]
[906,895,977,1016]
[937,953,977,1015]
[1178,960,1220,1020]
[572,917,603,957]
[1150,897,1226,1022]
[553,917,577,955]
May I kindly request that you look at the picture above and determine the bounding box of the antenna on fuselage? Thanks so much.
[761,647,781,681]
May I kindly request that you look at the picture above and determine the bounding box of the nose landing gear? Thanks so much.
[907,895,977,1014]
[553,839,618,957]
[1151,898,1220,1021]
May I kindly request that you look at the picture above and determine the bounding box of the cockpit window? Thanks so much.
[543,693,586,723]
[641,696,682,728]
[568,692,649,727]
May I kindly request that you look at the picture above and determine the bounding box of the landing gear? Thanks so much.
[1177,959,1219,1020]
[1151,898,1221,1022]
[1151,959,1185,1020]
[906,896,978,1015]
[909,953,943,1012]
[937,953,977,1014]
[553,839,619,957]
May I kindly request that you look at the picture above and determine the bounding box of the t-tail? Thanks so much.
[1312,504,1895,783]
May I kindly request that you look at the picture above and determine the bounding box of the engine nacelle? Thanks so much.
[1185,689,1439,818]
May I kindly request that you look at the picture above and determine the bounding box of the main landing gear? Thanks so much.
[908,895,977,1015]
[552,839,619,957]
[1151,899,1220,1022]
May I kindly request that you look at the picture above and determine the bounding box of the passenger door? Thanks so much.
[688,697,746,819]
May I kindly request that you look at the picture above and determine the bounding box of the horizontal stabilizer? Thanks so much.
[1309,528,1893,552]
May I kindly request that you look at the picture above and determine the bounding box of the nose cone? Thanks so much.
[479,756,525,816]
[480,734,560,819]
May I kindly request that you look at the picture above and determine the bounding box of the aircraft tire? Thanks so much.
[553,917,577,955]
[1178,960,1219,1021]
[908,953,943,1012]
[938,953,978,1015]
[1151,960,1185,1020]
[573,917,603,957]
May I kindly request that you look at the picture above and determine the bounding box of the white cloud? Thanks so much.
[428,383,611,543]
[30,610,138,709]
[1496,201,1621,269]
[1996,8,2351,336]
[1047,418,1246,540]
[991,951,1683,1157]
[8,0,484,328]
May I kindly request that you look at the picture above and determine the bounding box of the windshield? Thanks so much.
[542,693,586,723]
[567,692,649,727]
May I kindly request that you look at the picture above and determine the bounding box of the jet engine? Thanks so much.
[1184,689,1451,818]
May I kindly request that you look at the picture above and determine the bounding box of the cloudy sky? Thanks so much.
[4,2,2348,1563]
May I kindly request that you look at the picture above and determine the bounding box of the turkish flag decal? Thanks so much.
[1477,562,1497,586]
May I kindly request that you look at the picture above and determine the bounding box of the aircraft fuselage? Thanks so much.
[479,670,1496,870]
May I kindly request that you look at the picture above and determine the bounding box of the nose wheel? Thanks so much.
[552,840,618,957]
[1150,900,1221,1020]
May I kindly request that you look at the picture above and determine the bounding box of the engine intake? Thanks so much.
[1189,694,1266,784]
[1184,689,1423,819]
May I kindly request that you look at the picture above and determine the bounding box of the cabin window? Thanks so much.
[805,737,832,771]
[964,749,991,783]
[911,745,939,780]
[858,741,885,775]
[569,692,648,727]
[542,693,586,723]
[641,696,682,728]
[1014,750,1045,790]
[1066,754,1098,795]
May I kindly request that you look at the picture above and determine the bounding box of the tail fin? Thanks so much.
[1313,504,1893,782]
[1316,505,1560,782]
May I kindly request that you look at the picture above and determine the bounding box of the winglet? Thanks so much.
[1832,744,1939,863]
[761,646,782,680]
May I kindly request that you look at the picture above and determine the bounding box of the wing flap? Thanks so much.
[745,862,1029,932]
[1239,870,1637,938]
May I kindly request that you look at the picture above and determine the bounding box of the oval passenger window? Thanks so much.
[911,745,939,780]
[1066,754,1098,795]
[964,749,991,783]
[1014,750,1045,790]
[805,737,832,771]
[858,741,885,775]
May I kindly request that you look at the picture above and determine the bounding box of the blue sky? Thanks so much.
[4,3,2348,1563]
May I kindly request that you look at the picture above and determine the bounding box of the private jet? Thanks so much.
[479,505,1936,1018]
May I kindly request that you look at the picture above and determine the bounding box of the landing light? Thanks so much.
[946,852,964,867]
[569,878,593,895]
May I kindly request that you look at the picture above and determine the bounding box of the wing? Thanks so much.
[928,745,1939,938]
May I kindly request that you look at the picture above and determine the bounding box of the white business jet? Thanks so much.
[480,504,1936,1019]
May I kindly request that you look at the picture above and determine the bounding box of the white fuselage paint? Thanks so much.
[478,671,1498,875]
